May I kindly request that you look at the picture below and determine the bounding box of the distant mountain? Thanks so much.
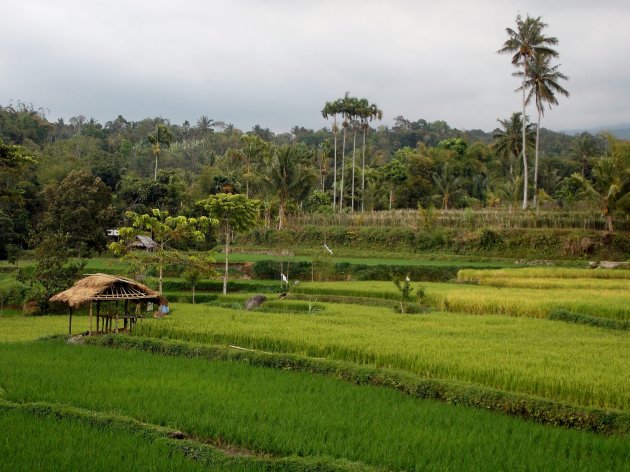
[562,124,630,140]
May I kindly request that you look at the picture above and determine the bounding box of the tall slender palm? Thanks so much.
[498,14,559,209]
[339,93,352,211]
[321,100,341,209]
[357,100,383,212]
[148,123,172,180]
[515,54,569,207]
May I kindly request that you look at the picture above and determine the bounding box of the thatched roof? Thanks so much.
[50,273,166,307]
[130,235,158,250]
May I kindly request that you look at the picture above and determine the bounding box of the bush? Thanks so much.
[548,309,629,331]
[478,229,503,250]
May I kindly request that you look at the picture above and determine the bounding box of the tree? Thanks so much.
[240,134,272,197]
[197,193,258,294]
[110,209,212,294]
[148,123,173,180]
[499,14,559,209]
[339,93,354,210]
[265,144,318,229]
[432,162,462,210]
[516,53,569,207]
[379,154,407,210]
[321,100,342,209]
[356,99,383,212]
[571,156,630,233]
[42,169,115,257]
[493,113,535,177]
[0,139,36,258]
[16,232,85,314]
[181,254,216,303]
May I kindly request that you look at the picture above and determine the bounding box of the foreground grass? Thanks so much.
[135,302,630,411]
[0,408,210,472]
[1,341,628,471]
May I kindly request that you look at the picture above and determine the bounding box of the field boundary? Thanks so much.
[0,398,382,472]
[86,335,630,436]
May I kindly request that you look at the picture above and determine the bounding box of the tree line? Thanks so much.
[1,101,629,261]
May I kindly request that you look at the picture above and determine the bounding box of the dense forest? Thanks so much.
[1,99,629,259]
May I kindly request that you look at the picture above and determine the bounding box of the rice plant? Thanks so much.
[1,341,628,471]
[134,302,630,410]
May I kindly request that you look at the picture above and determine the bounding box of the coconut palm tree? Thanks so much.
[265,144,318,229]
[498,14,559,209]
[432,162,462,210]
[515,53,569,207]
[492,112,535,177]
[571,157,630,233]
[321,100,341,209]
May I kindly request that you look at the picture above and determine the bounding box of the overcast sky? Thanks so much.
[2,0,629,134]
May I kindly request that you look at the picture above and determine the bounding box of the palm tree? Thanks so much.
[498,14,559,209]
[148,123,173,180]
[516,53,569,207]
[432,162,462,210]
[265,144,318,229]
[321,100,341,209]
[196,115,215,138]
[339,93,352,211]
[571,157,630,233]
[492,112,535,177]
[357,100,383,212]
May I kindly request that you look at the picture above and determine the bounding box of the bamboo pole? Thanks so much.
[89,303,93,336]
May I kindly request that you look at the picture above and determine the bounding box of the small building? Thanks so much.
[130,235,158,251]
[50,273,167,336]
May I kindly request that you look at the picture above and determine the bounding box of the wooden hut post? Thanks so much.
[68,307,73,336]
[96,301,101,333]
[124,300,129,332]
[89,302,93,335]
[115,301,119,333]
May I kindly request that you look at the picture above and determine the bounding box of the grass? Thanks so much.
[134,302,630,411]
[0,407,211,472]
[1,340,628,471]
[459,267,630,280]
[0,315,89,342]
[291,280,630,320]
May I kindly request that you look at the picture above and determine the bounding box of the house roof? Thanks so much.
[49,273,166,307]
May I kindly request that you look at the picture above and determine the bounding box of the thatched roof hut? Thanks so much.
[130,235,158,251]
[50,273,167,335]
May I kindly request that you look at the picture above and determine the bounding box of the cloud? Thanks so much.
[1,0,629,133]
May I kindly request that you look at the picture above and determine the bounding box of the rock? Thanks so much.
[168,431,187,439]
[597,261,630,269]
[244,294,267,310]
[588,261,599,269]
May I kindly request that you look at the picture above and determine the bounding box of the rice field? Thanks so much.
[0,315,89,342]
[0,407,211,472]
[291,280,630,320]
[1,341,628,471]
[134,302,630,411]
